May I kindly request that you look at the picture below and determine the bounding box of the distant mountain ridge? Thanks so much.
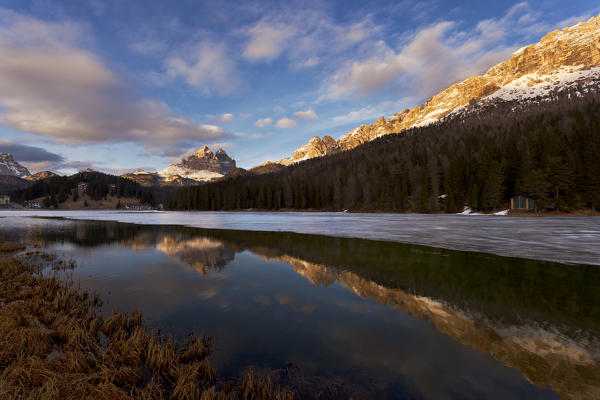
[26,171,60,181]
[277,14,600,165]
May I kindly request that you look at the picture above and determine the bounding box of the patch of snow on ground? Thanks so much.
[494,210,509,216]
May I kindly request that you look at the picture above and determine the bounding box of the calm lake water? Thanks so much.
[0,214,598,399]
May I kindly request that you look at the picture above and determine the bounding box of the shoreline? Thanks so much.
[3,206,599,217]
[0,240,311,399]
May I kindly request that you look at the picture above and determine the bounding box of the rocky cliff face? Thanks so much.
[0,153,30,178]
[179,146,236,175]
[278,14,600,165]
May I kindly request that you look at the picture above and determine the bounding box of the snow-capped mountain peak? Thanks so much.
[122,146,237,186]
[0,153,30,178]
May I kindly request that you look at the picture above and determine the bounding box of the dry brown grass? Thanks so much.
[0,239,299,400]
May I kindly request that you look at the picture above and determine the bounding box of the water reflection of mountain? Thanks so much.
[154,235,234,275]
[267,255,600,400]
[5,219,599,399]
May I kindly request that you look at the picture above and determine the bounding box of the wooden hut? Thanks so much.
[510,195,536,212]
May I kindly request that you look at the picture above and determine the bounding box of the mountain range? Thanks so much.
[276,14,600,165]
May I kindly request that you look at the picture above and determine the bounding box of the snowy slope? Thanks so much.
[158,165,223,181]
[0,154,30,178]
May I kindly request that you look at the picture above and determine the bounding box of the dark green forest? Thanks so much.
[166,90,600,213]
[11,171,156,206]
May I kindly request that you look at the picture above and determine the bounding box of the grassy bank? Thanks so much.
[0,240,294,400]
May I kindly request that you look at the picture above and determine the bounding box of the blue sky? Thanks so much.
[0,0,598,174]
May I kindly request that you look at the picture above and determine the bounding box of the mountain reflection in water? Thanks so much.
[0,217,598,400]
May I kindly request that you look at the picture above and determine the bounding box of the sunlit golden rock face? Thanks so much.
[25,171,59,181]
[278,14,600,166]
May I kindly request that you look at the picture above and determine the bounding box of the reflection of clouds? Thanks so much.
[214,299,231,311]
[253,294,271,306]
[275,294,295,304]
[274,293,315,314]
[296,303,316,314]
[197,287,219,300]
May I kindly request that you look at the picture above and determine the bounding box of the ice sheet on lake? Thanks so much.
[0,210,599,265]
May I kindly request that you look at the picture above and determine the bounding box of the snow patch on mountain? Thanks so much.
[0,153,30,178]
[158,165,223,181]
[485,66,600,102]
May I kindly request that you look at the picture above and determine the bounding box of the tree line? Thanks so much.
[166,89,600,213]
[11,171,156,206]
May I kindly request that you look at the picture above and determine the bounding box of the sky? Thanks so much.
[0,0,598,175]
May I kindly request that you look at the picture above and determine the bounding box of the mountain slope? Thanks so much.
[0,153,30,178]
[278,14,600,165]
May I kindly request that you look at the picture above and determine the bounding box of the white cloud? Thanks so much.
[254,117,273,128]
[276,118,296,128]
[241,10,379,67]
[296,57,319,68]
[234,132,263,139]
[292,109,317,120]
[319,2,558,101]
[166,41,241,95]
[243,23,295,61]
[215,113,234,123]
[0,9,224,155]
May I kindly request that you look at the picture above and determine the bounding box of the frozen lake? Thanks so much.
[1,210,598,265]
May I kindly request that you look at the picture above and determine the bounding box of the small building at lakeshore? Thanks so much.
[0,195,9,206]
[25,201,41,209]
[510,195,536,212]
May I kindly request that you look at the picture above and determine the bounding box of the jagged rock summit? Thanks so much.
[177,146,236,175]
[158,146,236,182]
[122,146,237,186]
[277,14,600,165]
[0,153,30,178]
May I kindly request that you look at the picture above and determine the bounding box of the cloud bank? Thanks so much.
[0,9,224,156]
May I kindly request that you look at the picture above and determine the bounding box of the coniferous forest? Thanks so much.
[11,171,156,206]
[166,90,600,213]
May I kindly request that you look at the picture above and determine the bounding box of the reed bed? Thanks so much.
[0,240,295,400]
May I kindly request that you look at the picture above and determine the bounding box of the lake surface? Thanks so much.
[0,214,598,399]
[1,210,599,265]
